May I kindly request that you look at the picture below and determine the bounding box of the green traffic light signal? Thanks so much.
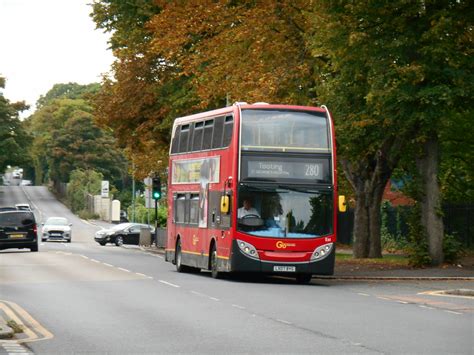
[152,176,162,200]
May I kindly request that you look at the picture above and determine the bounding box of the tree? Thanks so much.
[25,83,127,187]
[0,76,31,171]
[36,82,100,108]
[310,1,473,262]
[91,0,315,178]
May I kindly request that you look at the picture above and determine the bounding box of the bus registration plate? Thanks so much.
[273,266,296,272]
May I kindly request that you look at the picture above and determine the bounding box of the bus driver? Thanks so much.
[238,199,260,219]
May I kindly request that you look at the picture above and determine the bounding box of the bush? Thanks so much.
[405,203,432,267]
[78,210,100,220]
[67,169,103,212]
[443,234,463,263]
[127,202,167,227]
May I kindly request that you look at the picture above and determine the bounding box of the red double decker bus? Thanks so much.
[165,103,345,283]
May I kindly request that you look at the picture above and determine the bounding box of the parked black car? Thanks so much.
[0,210,38,252]
[0,206,17,212]
[94,223,155,246]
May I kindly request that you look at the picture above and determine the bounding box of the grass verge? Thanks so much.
[336,253,410,268]
[6,320,24,334]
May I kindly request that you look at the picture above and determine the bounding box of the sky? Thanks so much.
[0,0,114,116]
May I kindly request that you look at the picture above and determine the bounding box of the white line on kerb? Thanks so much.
[159,280,180,288]
[118,267,131,273]
[80,219,93,226]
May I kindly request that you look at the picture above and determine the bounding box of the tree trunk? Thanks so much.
[342,159,391,259]
[417,135,444,265]
[368,183,385,258]
[352,188,369,258]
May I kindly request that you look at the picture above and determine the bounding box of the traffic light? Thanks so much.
[152,176,162,200]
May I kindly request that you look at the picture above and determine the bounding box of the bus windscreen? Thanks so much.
[240,109,330,152]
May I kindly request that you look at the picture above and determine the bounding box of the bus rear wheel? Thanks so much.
[176,239,192,273]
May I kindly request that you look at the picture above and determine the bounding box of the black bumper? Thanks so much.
[0,238,37,250]
[230,240,335,275]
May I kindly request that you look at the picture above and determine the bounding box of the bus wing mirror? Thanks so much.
[220,195,230,214]
[338,195,347,212]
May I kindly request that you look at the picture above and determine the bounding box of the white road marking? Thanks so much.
[376,297,391,301]
[79,255,89,259]
[159,280,180,288]
[103,263,114,267]
[276,319,292,325]
[444,310,462,315]
[357,293,370,296]
[118,267,131,273]
[397,301,409,304]
[146,253,164,259]
[90,259,100,263]
[191,291,219,301]
[136,273,148,277]
[419,305,435,310]
[232,304,246,310]
[191,291,205,297]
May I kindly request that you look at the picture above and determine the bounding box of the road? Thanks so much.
[0,185,472,354]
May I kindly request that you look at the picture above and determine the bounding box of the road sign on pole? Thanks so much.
[101,181,109,198]
[144,177,153,209]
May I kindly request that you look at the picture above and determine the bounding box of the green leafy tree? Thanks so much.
[67,169,103,212]
[25,83,127,187]
[0,76,31,171]
[310,1,473,263]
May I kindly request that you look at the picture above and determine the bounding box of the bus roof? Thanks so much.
[172,103,328,126]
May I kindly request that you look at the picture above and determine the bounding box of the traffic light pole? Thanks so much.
[154,198,158,246]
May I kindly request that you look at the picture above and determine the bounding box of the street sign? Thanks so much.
[144,177,153,208]
[101,181,109,198]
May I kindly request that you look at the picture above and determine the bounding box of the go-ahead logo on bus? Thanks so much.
[276,241,296,249]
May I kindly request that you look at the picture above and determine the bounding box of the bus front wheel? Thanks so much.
[210,245,224,279]
[296,274,312,284]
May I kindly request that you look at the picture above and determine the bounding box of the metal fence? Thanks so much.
[337,203,474,248]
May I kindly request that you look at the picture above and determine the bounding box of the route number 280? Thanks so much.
[304,164,320,177]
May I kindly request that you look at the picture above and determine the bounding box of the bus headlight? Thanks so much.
[311,243,333,261]
[237,239,260,260]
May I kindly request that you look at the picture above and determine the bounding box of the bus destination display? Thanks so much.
[245,159,329,181]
